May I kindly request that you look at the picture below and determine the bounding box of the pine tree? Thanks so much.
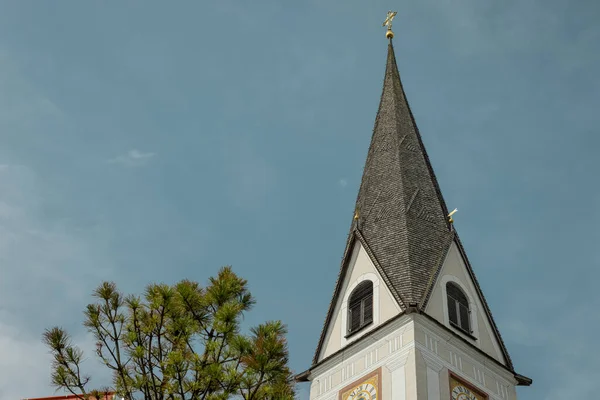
[43,266,295,400]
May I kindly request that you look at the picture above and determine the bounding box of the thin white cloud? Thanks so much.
[107,149,156,167]
[0,48,117,396]
[0,315,112,399]
[0,319,53,399]
[338,178,348,188]
[0,164,115,398]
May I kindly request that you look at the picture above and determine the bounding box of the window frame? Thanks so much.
[439,275,480,347]
[446,281,476,339]
[346,280,374,337]
[339,271,384,350]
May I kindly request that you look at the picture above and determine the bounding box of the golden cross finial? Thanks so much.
[382,11,398,39]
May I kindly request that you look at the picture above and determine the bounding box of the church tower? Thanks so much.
[296,13,532,400]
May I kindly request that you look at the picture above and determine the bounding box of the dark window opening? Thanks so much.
[347,280,373,336]
[446,282,471,335]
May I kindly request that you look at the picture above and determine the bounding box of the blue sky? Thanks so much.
[0,1,598,399]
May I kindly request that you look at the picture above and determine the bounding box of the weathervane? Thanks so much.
[382,11,398,39]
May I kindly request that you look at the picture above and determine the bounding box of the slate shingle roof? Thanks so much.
[352,41,454,308]
[309,41,527,383]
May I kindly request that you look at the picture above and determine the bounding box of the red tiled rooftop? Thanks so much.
[23,393,116,400]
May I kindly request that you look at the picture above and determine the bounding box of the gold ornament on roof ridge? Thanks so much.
[448,208,458,224]
[383,11,398,39]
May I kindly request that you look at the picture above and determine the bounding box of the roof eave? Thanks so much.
[311,228,408,364]
[311,229,359,364]
[300,309,530,385]
[454,233,515,369]
[294,369,311,383]
[515,373,533,386]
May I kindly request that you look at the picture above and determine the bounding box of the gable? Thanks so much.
[317,240,402,362]
[425,240,507,365]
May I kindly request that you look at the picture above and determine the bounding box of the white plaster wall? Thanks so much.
[319,241,402,360]
[425,241,506,365]
[310,316,414,400]
[414,315,518,400]
[307,315,519,400]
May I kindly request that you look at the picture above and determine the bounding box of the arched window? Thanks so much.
[347,280,373,335]
[446,282,471,333]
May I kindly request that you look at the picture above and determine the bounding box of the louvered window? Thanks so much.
[347,281,373,335]
[446,282,471,334]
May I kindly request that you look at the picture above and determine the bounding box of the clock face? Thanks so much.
[449,373,487,400]
[451,384,479,400]
[346,383,377,400]
[339,369,380,400]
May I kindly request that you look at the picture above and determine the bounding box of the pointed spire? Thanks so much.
[304,31,530,385]
[352,40,453,308]
[309,39,457,367]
